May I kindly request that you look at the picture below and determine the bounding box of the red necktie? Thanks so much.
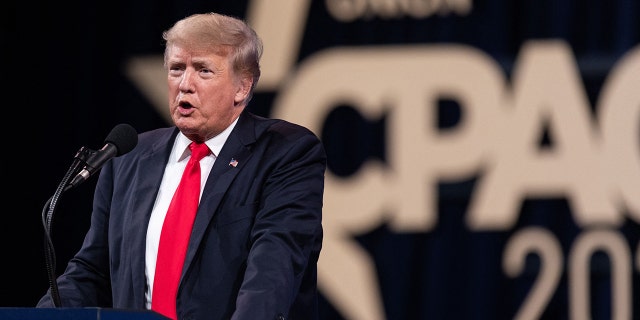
[152,142,210,320]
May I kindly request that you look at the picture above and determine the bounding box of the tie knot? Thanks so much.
[189,142,210,162]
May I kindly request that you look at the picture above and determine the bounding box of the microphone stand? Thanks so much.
[41,146,96,307]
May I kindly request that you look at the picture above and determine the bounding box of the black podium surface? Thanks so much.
[0,307,169,319]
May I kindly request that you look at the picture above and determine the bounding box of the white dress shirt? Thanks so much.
[144,119,237,308]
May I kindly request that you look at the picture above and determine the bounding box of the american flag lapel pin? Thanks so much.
[229,158,238,167]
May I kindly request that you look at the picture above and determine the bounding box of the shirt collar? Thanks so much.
[174,117,239,162]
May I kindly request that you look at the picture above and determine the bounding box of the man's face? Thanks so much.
[166,44,249,142]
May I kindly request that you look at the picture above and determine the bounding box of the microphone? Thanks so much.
[66,123,138,190]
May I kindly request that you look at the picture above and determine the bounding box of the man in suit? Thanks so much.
[37,12,326,320]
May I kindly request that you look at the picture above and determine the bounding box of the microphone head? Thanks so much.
[104,123,138,156]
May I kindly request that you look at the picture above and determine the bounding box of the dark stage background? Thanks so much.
[5,0,640,319]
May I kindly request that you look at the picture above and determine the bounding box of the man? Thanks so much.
[37,12,326,320]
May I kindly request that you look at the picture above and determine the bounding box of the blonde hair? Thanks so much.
[163,13,263,103]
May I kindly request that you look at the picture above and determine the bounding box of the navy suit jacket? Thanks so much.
[38,111,326,320]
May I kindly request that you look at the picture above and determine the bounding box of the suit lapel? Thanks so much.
[126,128,178,306]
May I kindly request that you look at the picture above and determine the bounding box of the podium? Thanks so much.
[0,308,169,319]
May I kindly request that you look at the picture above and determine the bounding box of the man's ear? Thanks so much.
[235,76,253,104]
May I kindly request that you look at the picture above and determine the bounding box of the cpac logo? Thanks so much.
[274,43,640,320]
[125,1,640,319]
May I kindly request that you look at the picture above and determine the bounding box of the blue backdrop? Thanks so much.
[4,1,640,319]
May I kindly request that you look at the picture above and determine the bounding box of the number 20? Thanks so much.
[503,227,632,320]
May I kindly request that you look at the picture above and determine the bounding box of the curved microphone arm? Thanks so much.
[41,147,94,307]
